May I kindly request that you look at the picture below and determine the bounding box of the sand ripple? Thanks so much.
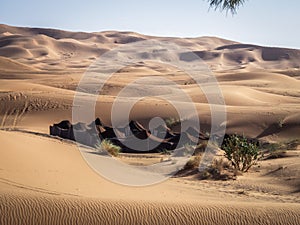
[1,192,300,225]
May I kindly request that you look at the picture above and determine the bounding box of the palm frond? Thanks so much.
[208,0,246,14]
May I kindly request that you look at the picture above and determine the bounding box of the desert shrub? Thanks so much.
[285,139,300,150]
[261,142,284,152]
[96,139,120,157]
[221,134,261,172]
[161,149,171,155]
[211,158,230,174]
[277,118,284,128]
[199,157,235,180]
[194,140,208,155]
[261,139,300,159]
[263,150,287,160]
[183,155,201,170]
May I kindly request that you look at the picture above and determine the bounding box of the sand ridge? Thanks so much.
[1,24,300,224]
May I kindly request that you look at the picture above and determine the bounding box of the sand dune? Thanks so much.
[0,24,299,138]
[0,56,36,72]
[0,130,299,224]
[2,24,300,72]
[0,24,300,224]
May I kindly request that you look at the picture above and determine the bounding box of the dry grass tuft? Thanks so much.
[198,157,237,180]
[97,139,121,157]
[184,155,202,170]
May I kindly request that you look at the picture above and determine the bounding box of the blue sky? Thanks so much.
[1,0,299,49]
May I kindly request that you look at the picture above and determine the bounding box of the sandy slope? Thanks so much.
[1,24,300,139]
[0,130,299,224]
[0,24,300,224]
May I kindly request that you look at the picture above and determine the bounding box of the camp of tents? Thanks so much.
[49,118,208,153]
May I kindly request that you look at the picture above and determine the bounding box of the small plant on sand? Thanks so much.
[194,140,208,155]
[183,155,202,170]
[199,157,234,180]
[263,150,287,160]
[165,117,181,129]
[277,118,284,128]
[96,139,120,157]
[221,134,261,172]
[161,148,171,155]
[261,139,300,160]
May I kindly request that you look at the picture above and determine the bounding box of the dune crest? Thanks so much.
[1,24,300,224]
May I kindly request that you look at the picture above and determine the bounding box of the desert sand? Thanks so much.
[0,24,300,224]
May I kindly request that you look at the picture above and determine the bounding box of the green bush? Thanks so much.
[221,134,260,172]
